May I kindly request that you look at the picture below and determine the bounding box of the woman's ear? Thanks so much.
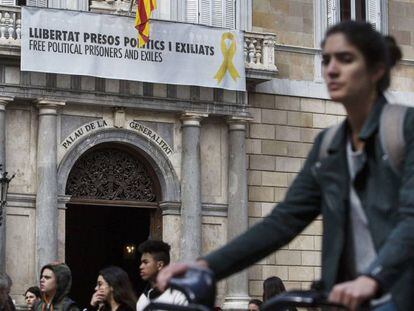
[371,63,386,84]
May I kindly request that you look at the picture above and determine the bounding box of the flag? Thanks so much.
[134,0,157,47]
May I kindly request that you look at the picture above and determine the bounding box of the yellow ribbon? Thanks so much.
[214,32,240,84]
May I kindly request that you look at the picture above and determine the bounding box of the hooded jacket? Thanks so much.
[34,263,79,311]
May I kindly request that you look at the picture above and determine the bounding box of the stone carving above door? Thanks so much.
[66,147,157,201]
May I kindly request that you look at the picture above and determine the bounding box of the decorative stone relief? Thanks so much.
[66,148,156,201]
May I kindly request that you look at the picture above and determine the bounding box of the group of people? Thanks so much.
[7,270,292,311]
[5,240,186,311]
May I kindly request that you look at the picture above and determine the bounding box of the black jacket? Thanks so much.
[204,96,414,310]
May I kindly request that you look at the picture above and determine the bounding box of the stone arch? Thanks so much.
[57,128,180,203]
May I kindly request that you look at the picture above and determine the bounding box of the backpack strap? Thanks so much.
[379,104,407,176]
[318,123,341,161]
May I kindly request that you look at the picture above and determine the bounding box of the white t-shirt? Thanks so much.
[136,288,188,311]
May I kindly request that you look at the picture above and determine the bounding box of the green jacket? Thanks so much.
[34,263,79,311]
[204,95,414,310]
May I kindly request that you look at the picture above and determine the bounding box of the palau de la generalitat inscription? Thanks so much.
[60,119,173,157]
[128,120,173,156]
[61,119,109,150]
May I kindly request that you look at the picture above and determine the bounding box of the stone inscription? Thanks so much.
[61,119,108,149]
[128,121,173,156]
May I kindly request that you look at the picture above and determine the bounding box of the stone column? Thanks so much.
[179,113,207,262]
[0,97,13,274]
[36,100,64,274]
[223,117,251,310]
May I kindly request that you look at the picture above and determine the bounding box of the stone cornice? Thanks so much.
[0,84,248,117]
[159,201,228,217]
[0,97,14,108]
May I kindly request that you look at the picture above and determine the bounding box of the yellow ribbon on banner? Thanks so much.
[214,32,240,84]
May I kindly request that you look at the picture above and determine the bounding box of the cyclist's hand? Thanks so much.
[328,276,379,311]
[156,262,190,292]
[156,259,209,292]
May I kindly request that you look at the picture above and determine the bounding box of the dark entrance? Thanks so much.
[65,144,162,308]
[66,204,150,308]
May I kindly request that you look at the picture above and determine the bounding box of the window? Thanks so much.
[26,0,47,6]
[0,0,88,10]
[186,0,235,28]
[327,0,386,32]
[0,0,18,5]
[340,0,366,21]
[152,0,171,20]
[48,0,88,11]
[165,0,251,30]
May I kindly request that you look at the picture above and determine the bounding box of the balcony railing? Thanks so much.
[0,4,278,81]
[90,0,133,14]
[0,5,21,46]
[244,31,278,81]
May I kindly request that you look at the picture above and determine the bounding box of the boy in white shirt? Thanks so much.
[136,240,187,311]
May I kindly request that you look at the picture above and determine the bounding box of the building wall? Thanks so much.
[246,93,346,298]
[3,61,234,304]
[389,0,414,60]
[252,0,314,48]
[246,0,414,301]
[4,0,414,307]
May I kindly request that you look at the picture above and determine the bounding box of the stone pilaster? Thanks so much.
[223,117,251,310]
[36,100,65,274]
[0,97,13,274]
[179,112,207,262]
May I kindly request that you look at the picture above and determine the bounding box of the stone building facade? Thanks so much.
[0,0,413,310]
[246,0,414,301]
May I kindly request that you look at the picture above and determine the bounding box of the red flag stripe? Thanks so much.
[138,0,148,24]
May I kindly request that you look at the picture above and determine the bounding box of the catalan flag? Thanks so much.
[135,0,157,47]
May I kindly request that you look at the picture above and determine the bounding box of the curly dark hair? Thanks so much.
[138,240,171,265]
[25,286,41,298]
[248,298,263,307]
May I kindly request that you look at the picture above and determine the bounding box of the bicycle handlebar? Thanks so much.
[261,290,348,310]
[143,302,210,311]
[142,267,354,311]
[143,267,216,311]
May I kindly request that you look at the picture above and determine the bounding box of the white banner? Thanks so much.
[21,7,246,91]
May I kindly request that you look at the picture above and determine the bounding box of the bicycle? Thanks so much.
[143,267,350,311]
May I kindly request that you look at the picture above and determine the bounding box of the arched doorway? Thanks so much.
[65,144,162,308]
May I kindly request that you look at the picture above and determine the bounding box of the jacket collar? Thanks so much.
[327,93,387,154]
[358,93,387,141]
[144,284,163,300]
